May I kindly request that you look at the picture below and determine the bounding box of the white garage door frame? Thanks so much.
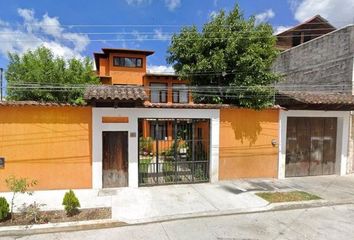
[278,110,350,179]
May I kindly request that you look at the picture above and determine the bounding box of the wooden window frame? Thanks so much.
[150,83,168,103]
[172,84,189,103]
[113,57,143,68]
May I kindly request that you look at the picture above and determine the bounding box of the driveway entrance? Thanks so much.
[285,117,337,177]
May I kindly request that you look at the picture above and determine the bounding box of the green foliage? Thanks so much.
[139,137,154,155]
[167,4,279,109]
[5,176,37,221]
[0,197,9,220]
[5,46,99,104]
[62,190,80,216]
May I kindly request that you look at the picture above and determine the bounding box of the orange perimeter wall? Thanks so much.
[219,108,279,179]
[0,106,92,191]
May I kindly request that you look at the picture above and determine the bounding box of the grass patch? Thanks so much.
[256,191,321,203]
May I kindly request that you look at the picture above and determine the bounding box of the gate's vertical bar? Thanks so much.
[174,119,178,183]
[156,119,159,184]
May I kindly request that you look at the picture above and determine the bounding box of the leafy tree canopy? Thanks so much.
[5,46,99,104]
[167,4,279,109]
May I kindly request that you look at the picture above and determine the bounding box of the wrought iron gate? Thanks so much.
[138,118,210,186]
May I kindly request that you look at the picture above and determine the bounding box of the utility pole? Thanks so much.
[0,68,3,101]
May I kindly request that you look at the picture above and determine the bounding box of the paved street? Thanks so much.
[6,204,354,240]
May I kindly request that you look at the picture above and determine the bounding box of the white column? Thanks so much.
[128,116,139,188]
[338,113,350,176]
[278,110,287,179]
[210,113,220,183]
[92,108,103,189]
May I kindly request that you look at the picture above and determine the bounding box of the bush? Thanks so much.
[0,197,9,220]
[19,201,47,224]
[62,190,80,216]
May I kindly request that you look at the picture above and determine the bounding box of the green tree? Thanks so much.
[167,4,279,109]
[5,46,99,104]
[5,176,37,222]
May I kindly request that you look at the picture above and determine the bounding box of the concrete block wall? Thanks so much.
[273,25,354,93]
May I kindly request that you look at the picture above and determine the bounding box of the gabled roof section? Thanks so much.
[276,15,336,36]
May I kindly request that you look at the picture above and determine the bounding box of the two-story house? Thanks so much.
[85,48,220,189]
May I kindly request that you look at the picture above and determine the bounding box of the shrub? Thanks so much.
[62,190,80,216]
[0,197,9,220]
[19,201,47,224]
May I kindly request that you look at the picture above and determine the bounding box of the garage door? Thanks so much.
[286,117,337,177]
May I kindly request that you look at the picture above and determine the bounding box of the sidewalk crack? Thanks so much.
[161,223,172,240]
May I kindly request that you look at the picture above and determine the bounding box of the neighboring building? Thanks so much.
[274,24,354,93]
[275,15,336,51]
[273,20,354,178]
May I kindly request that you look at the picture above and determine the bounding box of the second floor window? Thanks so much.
[173,84,189,103]
[150,83,167,103]
[113,57,143,68]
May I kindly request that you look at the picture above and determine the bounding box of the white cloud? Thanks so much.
[255,9,275,25]
[292,0,354,27]
[125,0,151,6]
[213,0,219,7]
[147,65,174,74]
[153,29,170,41]
[165,0,181,11]
[0,8,89,60]
[0,19,9,27]
[274,25,292,34]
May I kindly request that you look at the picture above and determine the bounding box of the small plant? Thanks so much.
[62,190,80,216]
[0,197,10,221]
[5,176,37,222]
[139,137,153,155]
[19,201,47,224]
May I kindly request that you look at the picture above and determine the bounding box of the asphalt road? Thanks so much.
[5,204,354,240]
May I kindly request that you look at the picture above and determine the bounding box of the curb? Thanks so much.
[1,200,354,237]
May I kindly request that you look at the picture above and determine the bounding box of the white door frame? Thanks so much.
[92,107,220,188]
[278,110,350,178]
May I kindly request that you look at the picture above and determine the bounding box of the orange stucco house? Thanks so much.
[0,48,280,191]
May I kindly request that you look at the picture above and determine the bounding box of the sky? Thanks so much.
[0,0,353,75]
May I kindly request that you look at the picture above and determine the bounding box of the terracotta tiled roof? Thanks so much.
[0,101,82,107]
[84,85,148,101]
[278,91,354,104]
[277,91,354,110]
[143,102,227,109]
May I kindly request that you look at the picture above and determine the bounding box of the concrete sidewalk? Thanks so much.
[1,175,354,225]
[106,183,269,223]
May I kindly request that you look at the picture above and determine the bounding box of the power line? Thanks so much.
[0,33,350,43]
[0,27,339,35]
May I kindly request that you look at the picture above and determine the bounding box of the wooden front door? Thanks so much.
[285,117,337,177]
[102,131,128,188]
